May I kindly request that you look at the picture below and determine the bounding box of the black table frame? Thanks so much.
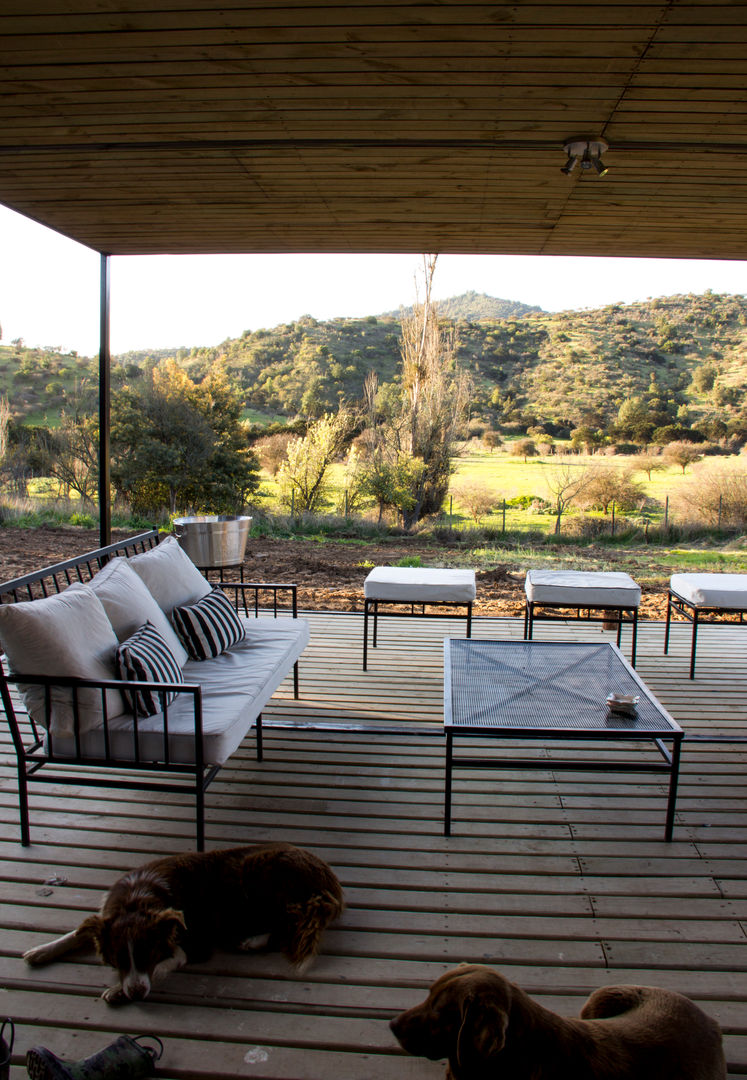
[443,639,683,841]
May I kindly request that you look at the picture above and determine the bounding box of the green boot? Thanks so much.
[26,1035,162,1080]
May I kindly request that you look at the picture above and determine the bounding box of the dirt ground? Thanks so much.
[0,524,671,618]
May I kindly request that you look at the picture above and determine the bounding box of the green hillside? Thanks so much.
[2,291,747,443]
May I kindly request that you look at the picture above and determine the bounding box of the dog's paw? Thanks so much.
[23,945,52,966]
[239,933,271,952]
[101,985,128,1006]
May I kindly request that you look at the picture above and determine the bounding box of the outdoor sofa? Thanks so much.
[0,530,308,850]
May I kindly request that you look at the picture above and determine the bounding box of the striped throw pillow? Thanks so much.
[115,622,184,717]
[171,588,245,661]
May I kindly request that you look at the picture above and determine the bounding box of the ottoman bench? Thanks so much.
[524,569,641,665]
[363,566,476,670]
[665,572,747,679]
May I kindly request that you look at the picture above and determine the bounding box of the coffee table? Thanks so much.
[443,639,683,840]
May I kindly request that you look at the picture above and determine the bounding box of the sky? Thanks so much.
[2,202,746,358]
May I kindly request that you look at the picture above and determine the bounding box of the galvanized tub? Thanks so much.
[173,514,252,568]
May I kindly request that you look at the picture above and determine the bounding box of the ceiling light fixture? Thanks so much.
[561,137,609,177]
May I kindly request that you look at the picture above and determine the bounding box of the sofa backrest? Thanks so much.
[0,529,162,604]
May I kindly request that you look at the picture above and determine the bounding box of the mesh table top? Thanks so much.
[444,640,680,735]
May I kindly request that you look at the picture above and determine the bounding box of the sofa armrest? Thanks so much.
[215,581,298,618]
[2,670,203,766]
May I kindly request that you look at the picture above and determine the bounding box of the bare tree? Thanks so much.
[452,479,499,524]
[663,441,703,474]
[357,256,470,529]
[579,466,644,514]
[511,438,537,463]
[633,452,665,481]
[545,460,593,535]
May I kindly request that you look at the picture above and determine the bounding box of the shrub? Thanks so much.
[675,464,747,529]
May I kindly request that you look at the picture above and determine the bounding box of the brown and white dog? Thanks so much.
[390,964,726,1080]
[24,842,344,1005]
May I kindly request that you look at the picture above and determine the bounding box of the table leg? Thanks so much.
[363,599,369,670]
[444,731,453,836]
[664,735,682,841]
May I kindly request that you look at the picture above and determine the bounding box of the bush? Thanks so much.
[675,464,747,529]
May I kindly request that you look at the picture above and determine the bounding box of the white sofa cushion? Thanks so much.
[69,557,188,667]
[364,567,476,603]
[47,616,310,766]
[0,588,122,735]
[671,572,747,609]
[525,570,641,607]
[129,535,211,615]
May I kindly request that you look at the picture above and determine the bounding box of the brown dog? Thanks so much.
[24,842,344,1005]
[390,964,726,1080]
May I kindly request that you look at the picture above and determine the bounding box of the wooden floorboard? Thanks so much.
[1,612,746,1078]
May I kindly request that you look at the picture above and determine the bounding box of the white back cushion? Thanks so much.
[72,557,188,667]
[0,588,121,735]
[128,535,211,615]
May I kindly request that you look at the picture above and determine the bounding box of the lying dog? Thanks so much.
[390,964,726,1080]
[24,842,344,1005]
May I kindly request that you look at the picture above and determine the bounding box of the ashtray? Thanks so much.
[606,693,639,718]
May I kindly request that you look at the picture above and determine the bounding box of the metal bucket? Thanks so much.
[173,515,252,568]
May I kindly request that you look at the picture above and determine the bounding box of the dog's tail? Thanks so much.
[282,889,345,969]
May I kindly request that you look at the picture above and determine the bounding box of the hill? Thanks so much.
[2,291,747,444]
[389,290,543,322]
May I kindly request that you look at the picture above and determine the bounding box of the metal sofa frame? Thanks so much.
[0,530,298,851]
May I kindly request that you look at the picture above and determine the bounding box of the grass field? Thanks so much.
[257,442,737,537]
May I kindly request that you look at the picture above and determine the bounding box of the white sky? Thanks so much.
[1,202,746,358]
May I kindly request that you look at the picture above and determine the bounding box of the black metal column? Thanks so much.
[98,253,111,547]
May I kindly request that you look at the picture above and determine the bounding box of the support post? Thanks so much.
[98,253,112,548]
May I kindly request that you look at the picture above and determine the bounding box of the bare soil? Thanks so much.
[0,525,671,618]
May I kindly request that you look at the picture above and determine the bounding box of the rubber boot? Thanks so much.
[26,1035,162,1080]
[0,1020,13,1080]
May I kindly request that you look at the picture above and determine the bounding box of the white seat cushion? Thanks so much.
[364,566,476,603]
[128,534,211,615]
[670,573,747,609]
[525,570,641,608]
[47,617,310,766]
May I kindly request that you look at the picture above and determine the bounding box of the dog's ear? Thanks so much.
[456,994,509,1071]
[156,907,187,942]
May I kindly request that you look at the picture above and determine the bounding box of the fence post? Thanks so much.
[611,501,615,536]
[449,495,453,528]
[664,495,669,529]
[718,494,722,528]
[291,490,295,517]
[502,499,506,534]
[345,490,349,518]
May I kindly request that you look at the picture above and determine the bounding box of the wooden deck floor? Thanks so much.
[2,612,746,1079]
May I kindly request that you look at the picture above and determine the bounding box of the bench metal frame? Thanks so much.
[0,531,299,850]
[665,587,747,679]
[524,599,639,666]
[363,597,473,670]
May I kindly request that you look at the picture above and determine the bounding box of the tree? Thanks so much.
[663,441,704,474]
[46,411,99,505]
[633,452,665,481]
[111,359,261,515]
[355,255,470,529]
[511,438,537,463]
[255,431,292,476]
[277,406,355,514]
[579,466,644,514]
[482,430,503,453]
[544,460,593,535]
[452,479,498,524]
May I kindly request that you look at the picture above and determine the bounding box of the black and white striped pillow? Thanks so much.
[171,588,245,661]
[115,622,184,717]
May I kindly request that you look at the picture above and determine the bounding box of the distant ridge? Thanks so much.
[386,290,544,322]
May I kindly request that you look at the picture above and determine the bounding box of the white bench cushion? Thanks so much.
[671,573,747,609]
[525,570,641,608]
[47,616,310,766]
[364,566,476,603]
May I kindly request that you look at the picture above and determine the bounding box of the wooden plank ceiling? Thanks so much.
[1,2,746,258]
